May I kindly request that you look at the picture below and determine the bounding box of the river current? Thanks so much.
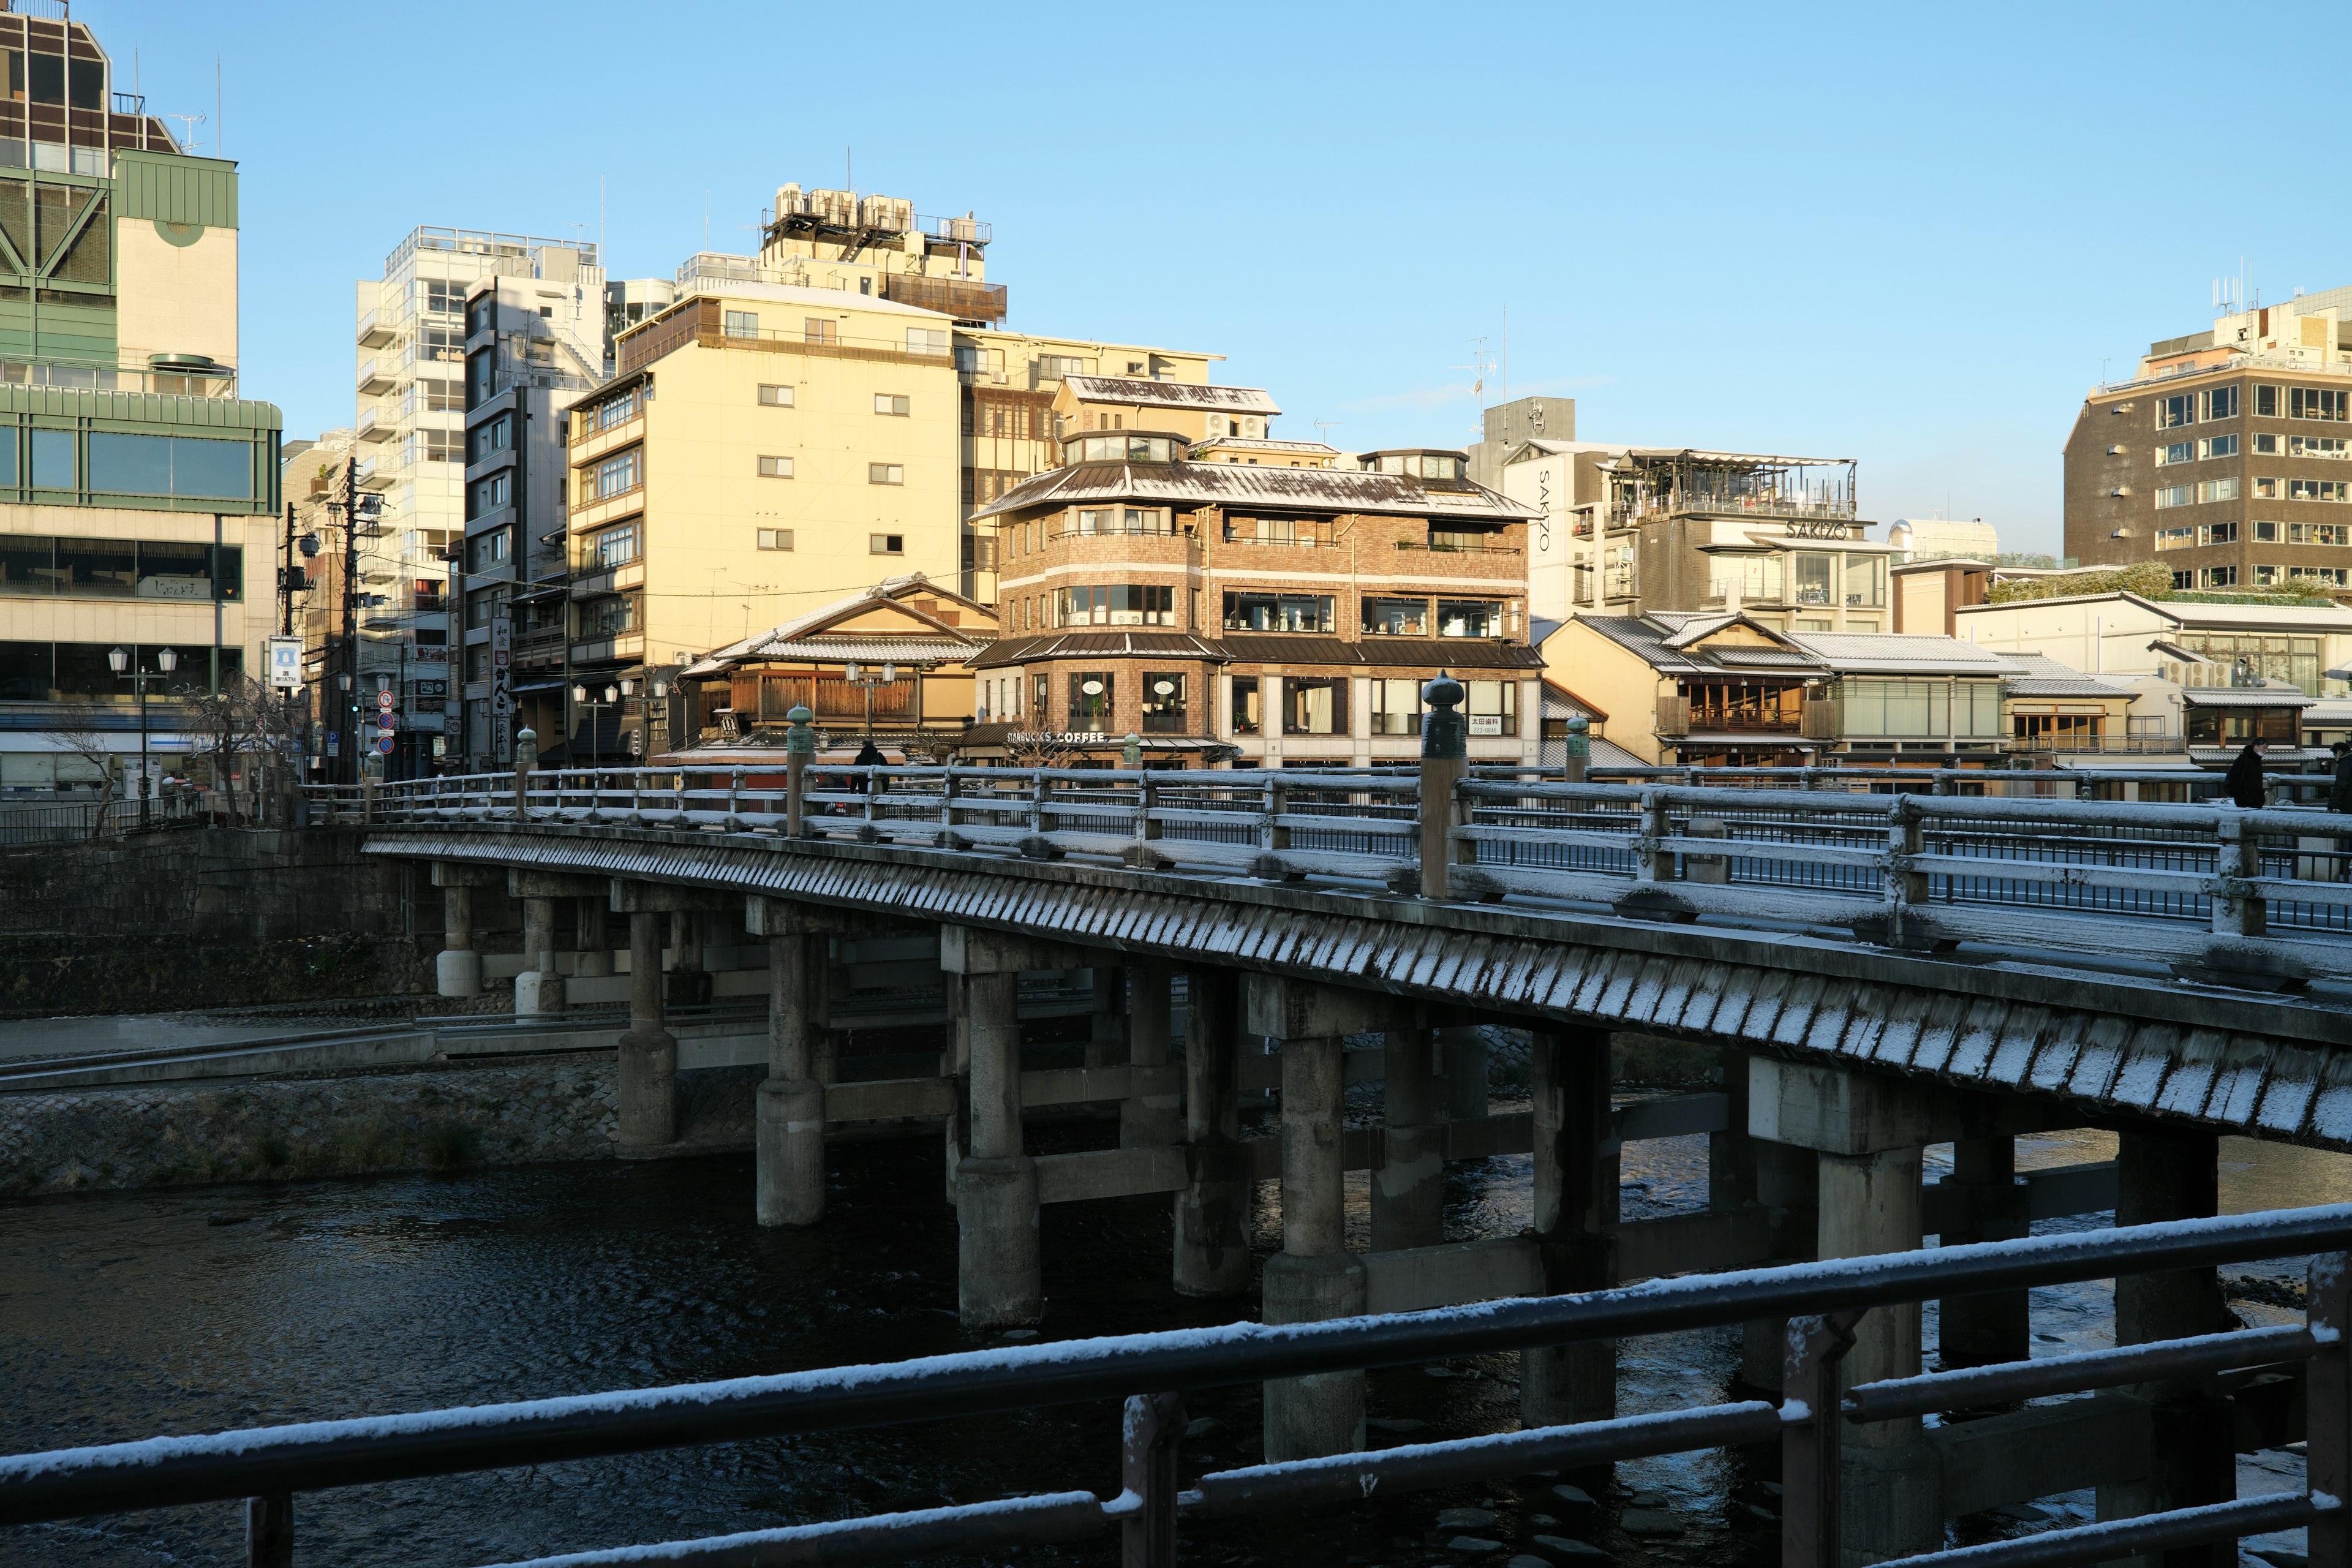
[2,1093,2342,1566]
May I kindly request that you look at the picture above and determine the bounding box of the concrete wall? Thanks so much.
[0,824,483,1013]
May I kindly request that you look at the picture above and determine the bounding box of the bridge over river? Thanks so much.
[303,736,2352,1562]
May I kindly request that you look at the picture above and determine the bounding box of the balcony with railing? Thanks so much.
[1656,694,1815,737]
[878,273,1008,324]
[357,358,394,395]
[358,311,394,349]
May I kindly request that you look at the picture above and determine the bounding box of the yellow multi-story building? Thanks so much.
[555,183,1221,709]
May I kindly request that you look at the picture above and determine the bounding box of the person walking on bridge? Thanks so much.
[2225,739,2269,809]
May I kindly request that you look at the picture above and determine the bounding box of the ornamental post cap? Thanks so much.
[1567,715,1589,734]
[1422,671,1464,707]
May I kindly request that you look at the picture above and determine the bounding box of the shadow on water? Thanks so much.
[5,1113,2348,1566]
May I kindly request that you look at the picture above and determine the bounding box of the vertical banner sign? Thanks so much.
[266,637,303,690]
[490,615,514,766]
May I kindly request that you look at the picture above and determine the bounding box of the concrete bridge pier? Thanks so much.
[429,861,494,997]
[609,883,705,1148]
[1121,963,1182,1150]
[510,870,608,1016]
[1372,1022,1443,1252]
[1250,977,1389,1462]
[666,911,710,1008]
[1087,967,1126,1069]
[1523,1027,1618,1430]
[1751,1056,1941,1562]
[944,926,1067,1329]
[573,895,612,979]
[1174,967,1250,1297]
[2097,1125,2233,1555]
[1938,1136,2030,1370]
[1738,1137,1820,1392]
[1437,1025,1490,1121]
[748,897,833,1227]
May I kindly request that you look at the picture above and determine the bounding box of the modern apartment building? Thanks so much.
[1500,442,1889,630]
[2066,287,2352,597]
[453,273,605,767]
[967,428,1544,769]
[0,9,281,788]
[352,228,611,765]
[548,183,1225,725]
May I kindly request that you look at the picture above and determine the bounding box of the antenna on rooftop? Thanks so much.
[164,112,205,153]
[1314,419,1340,445]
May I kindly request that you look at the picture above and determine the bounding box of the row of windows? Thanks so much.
[2152,383,2350,428]
[2155,476,2352,507]
[2255,565,2352,587]
[0,537,243,601]
[0,641,243,703]
[717,311,951,359]
[978,670,1523,738]
[0,429,257,499]
[2155,519,2352,549]
[2155,435,2236,464]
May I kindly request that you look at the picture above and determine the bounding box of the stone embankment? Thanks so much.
[1,1060,760,1196]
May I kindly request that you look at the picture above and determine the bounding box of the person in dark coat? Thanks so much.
[2331,740,2352,815]
[2225,740,2269,809]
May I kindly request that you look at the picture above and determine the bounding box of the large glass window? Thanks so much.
[589,521,640,569]
[56,536,134,595]
[1792,552,1836,606]
[1843,554,1886,608]
[1370,677,1421,736]
[30,428,72,488]
[1709,555,1785,603]
[1230,676,1261,735]
[1142,672,1187,733]
[1224,591,1333,632]
[1068,671,1114,731]
[1465,680,1518,737]
[0,640,50,699]
[1436,599,1504,636]
[2156,393,2196,429]
[1282,677,1347,735]
[1057,585,1171,627]
[1362,597,1428,635]
[2291,386,2351,422]
[589,448,641,500]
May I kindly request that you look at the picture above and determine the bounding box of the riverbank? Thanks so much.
[0,1058,764,1194]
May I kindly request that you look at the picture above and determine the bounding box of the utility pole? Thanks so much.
[343,453,360,790]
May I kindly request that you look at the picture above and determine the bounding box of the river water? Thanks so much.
[1,1099,2343,1566]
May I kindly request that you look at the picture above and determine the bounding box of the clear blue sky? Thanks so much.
[100,1,2352,556]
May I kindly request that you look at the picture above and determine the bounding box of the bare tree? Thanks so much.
[1005,731,1082,770]
[176,673,300,823]
[40,706,119,839]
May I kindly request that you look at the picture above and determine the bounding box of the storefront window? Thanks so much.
[1142,672,1186,733]
[1282,677,1346,735]
[1068,671,1114,732]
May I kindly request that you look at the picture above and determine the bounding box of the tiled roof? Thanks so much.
[2180,688,2318,707]
[1781,631,2022,674]
[967,630,1224,669]
[971,631,1544,671]
[1060,376,1282,414]
[1999,654,2136,699]
[974,459,1541,522]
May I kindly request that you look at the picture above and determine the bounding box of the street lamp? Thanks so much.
[572,681,619,763]
[618,676,669,759]
[108,644,177,827]
[841,661,897,739]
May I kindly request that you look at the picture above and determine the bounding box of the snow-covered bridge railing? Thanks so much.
[1,1206,2346,1568]
[315,758,2352,984]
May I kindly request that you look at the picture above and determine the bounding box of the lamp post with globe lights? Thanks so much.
[108,644,177,827]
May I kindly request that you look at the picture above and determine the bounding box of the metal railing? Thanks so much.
[326,758,2352,978]
[1,1207,2345,1568]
